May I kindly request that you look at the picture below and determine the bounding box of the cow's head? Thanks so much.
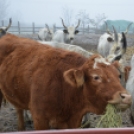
[64,54,132,114]
[0,18,12,38]
[61,18,80,43]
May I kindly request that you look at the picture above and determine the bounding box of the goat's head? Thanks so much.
[105,22,132,45]
[0,18,12,38]
[61,18,80,42]
[107,26,127,62]
[106,26,130,87]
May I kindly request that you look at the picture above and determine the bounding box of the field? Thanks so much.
[0,33,134,132]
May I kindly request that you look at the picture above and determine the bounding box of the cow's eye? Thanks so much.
[119,74,121,79]
[94,76,100,80]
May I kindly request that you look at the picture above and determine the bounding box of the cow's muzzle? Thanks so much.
[108,91,132,110]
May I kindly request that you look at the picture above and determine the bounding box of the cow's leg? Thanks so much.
[16,108,25,130]
[31,112,49,130]
[0,90,3,108]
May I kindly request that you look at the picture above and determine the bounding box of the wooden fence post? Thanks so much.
[119,26,120,33]
[32,22,35,34]
[2,20,4,26]
[88,25,90,33]
[18,21,20,34]
[83,25,84,34]
[53,24,56,33]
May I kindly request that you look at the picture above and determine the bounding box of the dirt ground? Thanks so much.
[0,33,134,132]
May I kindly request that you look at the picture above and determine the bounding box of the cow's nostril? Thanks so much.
[70,38,74,40]
[120,93,132,104]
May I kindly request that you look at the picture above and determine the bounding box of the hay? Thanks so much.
[96,104,122,128]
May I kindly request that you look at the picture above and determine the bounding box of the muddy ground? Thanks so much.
[0,33,134,132]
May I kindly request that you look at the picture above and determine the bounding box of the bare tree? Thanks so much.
[11,10,23,25]
[0,0,10,20]
[76,10,90,28]
[61,6,74,26]
[89,13,107,29]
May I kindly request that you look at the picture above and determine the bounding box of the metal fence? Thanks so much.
[1,128,134,134]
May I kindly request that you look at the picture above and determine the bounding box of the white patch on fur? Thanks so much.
[93,56,110,69]
[106,54,116,62]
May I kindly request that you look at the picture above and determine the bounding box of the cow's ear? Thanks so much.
[63,69,84,88]
[107,37,114,42]
[124,66,131,82]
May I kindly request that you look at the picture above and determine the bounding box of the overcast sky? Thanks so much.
[7,0,134,26]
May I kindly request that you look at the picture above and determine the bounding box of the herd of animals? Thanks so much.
[0,18,134,131]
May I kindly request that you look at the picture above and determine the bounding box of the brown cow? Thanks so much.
[0,33,132,130]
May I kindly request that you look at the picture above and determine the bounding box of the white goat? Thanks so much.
[126,55,134,120]
[38,41,93,58]
[97,22,132,57]
[38,24,54,41]
[0,18,12,38]
[52,18,80,44]
[106,26,129,87]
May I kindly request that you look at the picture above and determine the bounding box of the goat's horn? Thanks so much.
[75,19,81,29]
[60,18,67,29]
[5,18,12,31]
[45,24,51,33]
[105,21,112,35]
[121,32,127,54]
[124,22,133,34]
[112,26,118,42]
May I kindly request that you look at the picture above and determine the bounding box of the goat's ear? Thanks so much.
[63,69,84,88]
[124,66,131,82]
[107,37,114,42]
[63,29,68,34]
[75,30,79,34]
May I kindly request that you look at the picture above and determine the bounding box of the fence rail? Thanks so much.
[1,128,134,134]
[1,21,134,35]
[7,26,105,35]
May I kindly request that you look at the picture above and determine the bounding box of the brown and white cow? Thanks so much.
[0,33,132,130]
